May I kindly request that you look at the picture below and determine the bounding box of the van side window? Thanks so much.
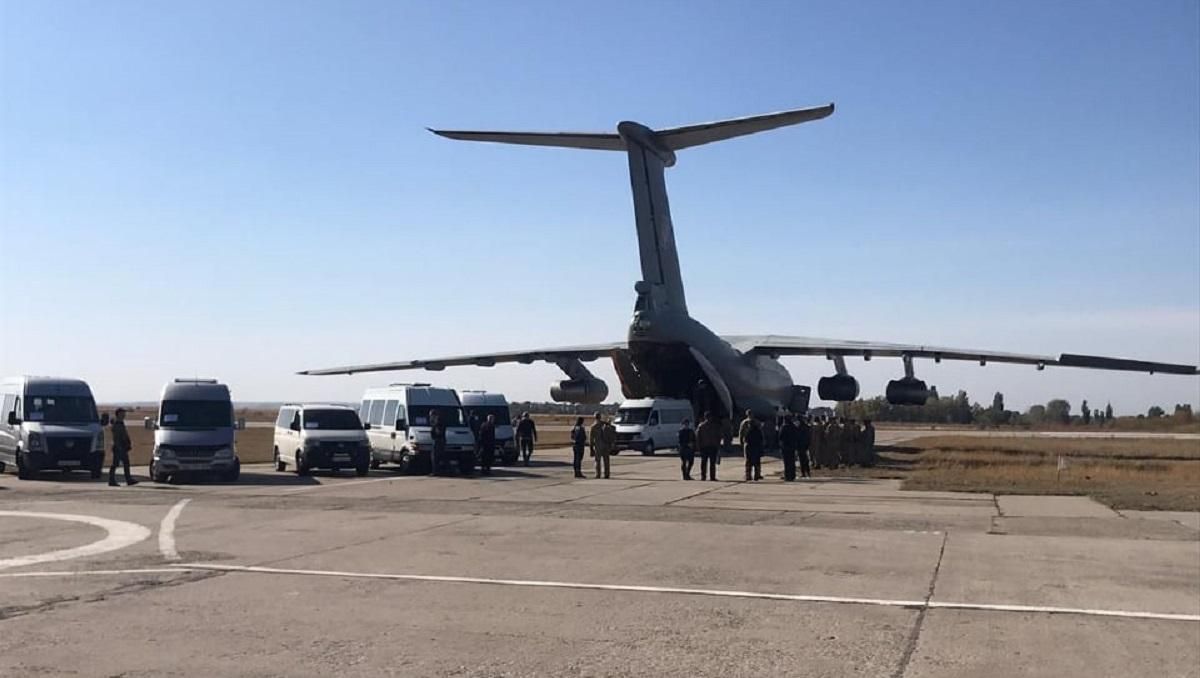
[290,411,301,430]
[275,408,292,429]
[1,395,14,423]
[382,400,399,429]
[368,400,385,427]
[359,400,370,422]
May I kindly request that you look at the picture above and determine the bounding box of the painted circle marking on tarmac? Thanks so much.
[0,511,151,571]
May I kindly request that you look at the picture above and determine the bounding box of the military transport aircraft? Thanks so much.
[300,104,1197,418]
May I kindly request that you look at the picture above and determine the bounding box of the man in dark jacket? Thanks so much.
[570,416,588,478]
[742,415,765,482]
[695,410,721,481]
[477,414,497,475]
[797,417,813,478]
[677,419,696,480]
[108,408,137,487]
[515,412,537,466]
[778,415,800,482]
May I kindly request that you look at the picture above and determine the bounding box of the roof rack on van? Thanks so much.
[388,382,431,387]
[174,378,218,384]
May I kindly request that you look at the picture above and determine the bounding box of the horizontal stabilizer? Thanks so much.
[657,104,834,150]
[428,129,624,151]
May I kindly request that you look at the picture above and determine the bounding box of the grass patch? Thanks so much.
[830,436,1200,511]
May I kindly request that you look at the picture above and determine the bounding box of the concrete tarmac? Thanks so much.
[0,445,1196,677]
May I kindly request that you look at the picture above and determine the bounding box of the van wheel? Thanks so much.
[370,459,381,470]
[295,451,310,476]
[355,464,369,477]
[16,452,32,480]
[150,461,169,484]
[643,440,656,456]
[222,460,241,482]
[273,448,286,472]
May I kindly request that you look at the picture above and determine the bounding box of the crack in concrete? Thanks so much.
[891,530,949,678]
[0,570,217,622]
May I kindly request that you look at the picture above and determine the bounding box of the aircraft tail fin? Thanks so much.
[428,129,625,151]
[656,104,834,150]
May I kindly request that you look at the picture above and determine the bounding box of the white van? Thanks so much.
[360,384,475,475]
[613,397,695,455]
[273,404,370,476]
[146,378,242,483]
[459,390,517,465]
[0,376,107,479]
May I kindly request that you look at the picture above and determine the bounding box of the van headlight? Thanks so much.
[27,432,44,452]
[93,432,105,452]
[215,447,234,459]
[155,446,176,460]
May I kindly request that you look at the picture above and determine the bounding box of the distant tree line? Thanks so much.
[833,391,1196,428]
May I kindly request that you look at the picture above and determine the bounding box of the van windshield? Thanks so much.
[25,396,99,424]
[160,400,232,428]
[615,408,651,425]
[303,409,363,430]
[408,405,464,427]
[464,406,512,427]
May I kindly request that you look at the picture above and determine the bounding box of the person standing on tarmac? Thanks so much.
[589,412,615,479]
[740,412,765,481]
[516,412,538,466]
[108,408,138,487]
[429,410,446,476]
[797,416,813,478]
[477,414,497,475]
[570,416,588,478]
[861,419,876,466]
[811,415,830,468]
[677,418,696,480]
[696,410,721,481]
[778,415,800,482]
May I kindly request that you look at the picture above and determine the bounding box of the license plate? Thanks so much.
[333,454,350,462]
[58,460,81,467]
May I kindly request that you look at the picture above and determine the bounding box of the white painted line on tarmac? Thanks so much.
[0,567,198,578]
[0,511,151,571]
[927,600,1200,622]
[158,499,191,561]
[171,562,1200,623]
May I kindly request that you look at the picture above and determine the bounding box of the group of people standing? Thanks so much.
[559,409,877,484]
[808,416,876,469]
[569,413,616,479]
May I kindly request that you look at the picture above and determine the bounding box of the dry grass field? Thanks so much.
[847,435,1200,511]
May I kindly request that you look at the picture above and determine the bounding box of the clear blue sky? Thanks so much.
[2,0,1197,413]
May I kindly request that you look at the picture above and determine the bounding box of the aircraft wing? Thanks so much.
[725,335,1198,375]
[298,342,627,376]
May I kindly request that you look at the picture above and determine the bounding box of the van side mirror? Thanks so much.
[290,421,301,432]
[100,413,110,427]
[6,411,19,427]
[143,417,156,430]
[395,420,407,431]
[362,422,371,431]
[235,417,246,431]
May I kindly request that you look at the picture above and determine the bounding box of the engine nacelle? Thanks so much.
[817,375,859,402]
[550,378,609,404]
[886,378,931,406]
